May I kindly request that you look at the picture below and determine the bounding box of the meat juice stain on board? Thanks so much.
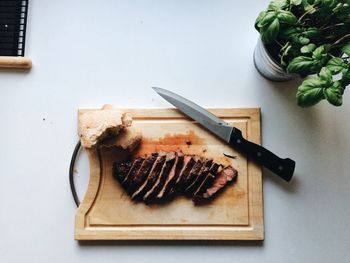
[134,130,236,168]
[134,130,205,156]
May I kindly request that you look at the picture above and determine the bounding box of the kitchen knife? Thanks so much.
[152,87,295,181]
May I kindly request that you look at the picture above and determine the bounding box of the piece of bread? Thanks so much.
[102,127,142,152]
[78,104,133,148]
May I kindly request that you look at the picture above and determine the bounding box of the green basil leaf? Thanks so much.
[277,10,297,24]
[324,81,344,106]
[261,18,280,44]
[259,11,276,27]
[298,77,325,92]
[268,0,288,10]
[299,36,310,45]
[341,43,350,56]
[255,11,267,29]
[312,45,330,60]
[281,27,299,39]
[309,0,321,5]
[319,67,332,85]
[291,0,302,5]
[326,57,347,74]
[282,27,319,43]
[296,77,325,107]
[287,56,315,74]
[301,0,317,13]
[302,27,320,38]
[300,43,316,53]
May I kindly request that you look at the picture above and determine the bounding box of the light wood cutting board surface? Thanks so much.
[75,108,263,240]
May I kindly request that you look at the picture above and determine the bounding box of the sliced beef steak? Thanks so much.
[185,159,213,195]
[194,165,237,203]
[112,151,238,204]
[157,151,184,199]
[127,153,158,195]
[173,155,196,190]
[143,152,176,201]
[121,157,145,189]
[131,153,166,200]
[112,160,132,183]
[192,165,222,202]
[185,161,217,196]
[182,157,203,189]
[192,174,216,202]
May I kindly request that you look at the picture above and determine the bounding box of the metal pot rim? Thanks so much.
[254,38,298,82]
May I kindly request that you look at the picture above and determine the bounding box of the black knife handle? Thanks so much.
[229,129,295,181]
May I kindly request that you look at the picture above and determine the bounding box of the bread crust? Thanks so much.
[78,104,134,148]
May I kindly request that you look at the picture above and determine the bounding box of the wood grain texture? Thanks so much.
[75,108,263,240]
[0,56,32,69]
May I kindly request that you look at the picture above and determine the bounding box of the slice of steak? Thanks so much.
[143,152,176,201]
[192,173,216,203]
[156,151,184,199]
[185,167,209,196]
[173,155,196,190]
[208,163,220,176]
[194,165,237,202]
[192,165,221,202]
[127,153,158,195]
[182,157,204,189]
[121,157,145,189]
[112,160,132,184]
[185,160,216,196]
[131,153,166,200]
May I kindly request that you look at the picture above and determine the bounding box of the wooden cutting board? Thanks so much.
[75,108,263,240]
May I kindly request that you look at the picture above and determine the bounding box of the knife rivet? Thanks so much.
[278,165,283,170]
[257,152,262,157]
[236,139,241,144]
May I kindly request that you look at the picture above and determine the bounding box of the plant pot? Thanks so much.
[253,38,298,82]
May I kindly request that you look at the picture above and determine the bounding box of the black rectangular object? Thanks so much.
[0,0,29,56]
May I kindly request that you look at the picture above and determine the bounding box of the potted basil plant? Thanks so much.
[254,0,350,107]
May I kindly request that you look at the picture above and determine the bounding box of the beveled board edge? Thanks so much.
[74,108,263,240]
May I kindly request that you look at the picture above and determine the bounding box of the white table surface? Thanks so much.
[1,0,349,262]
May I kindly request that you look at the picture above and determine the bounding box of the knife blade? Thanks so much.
[152,87,295,181]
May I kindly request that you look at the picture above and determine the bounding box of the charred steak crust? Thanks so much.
[185,167,209,196]
[185,159,213,195]
[112,152,238,204]
[131,154,166,200]
[200,165,238,201]
[127,153,158,195]
[192,174,216,203]
[157,151,184,199]
[112,161,132,183]
[182,158,204,189]
[121,157,145,189]
[174,155,195,190]
[143,152,176,201]
[192,164,221,202]
[208,163,220,175]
